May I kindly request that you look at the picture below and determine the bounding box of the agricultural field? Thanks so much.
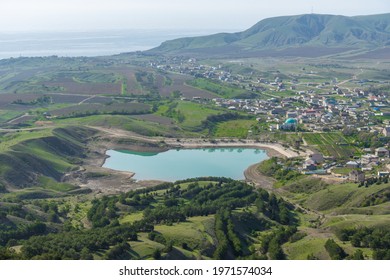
[303,132,358,158]
[0,65,123,95]
[156,101,222,131]
[42,71,122,95]
[0,110,23,124]
[114,68,218,99]
[48,102,151,118]
[44,81,121,95]
[159,74,217,99]
[187,78,247,99]
[214,119,256,138]
[0,93,47,110]
[0,64,220,100]
[111,67,147,96]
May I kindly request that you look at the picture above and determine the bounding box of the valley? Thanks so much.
[0,13,389,260]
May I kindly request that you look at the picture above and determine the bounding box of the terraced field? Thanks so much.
[303,132,357,158]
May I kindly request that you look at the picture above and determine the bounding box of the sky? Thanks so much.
[0,0,389,32]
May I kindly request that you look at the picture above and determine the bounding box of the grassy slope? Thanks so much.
[283,235,331,260]
[154,216,215,250]
[0,126,97,189]
[214,119,256,138]
[278,175,390,259]
[304,183,390,213]
[56,115,189,137]
[128,233,166,259]
[175,101,221,130]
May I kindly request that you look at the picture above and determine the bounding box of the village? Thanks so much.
[149,56,390,184]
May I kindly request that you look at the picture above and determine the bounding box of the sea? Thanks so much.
[0,29,226,59]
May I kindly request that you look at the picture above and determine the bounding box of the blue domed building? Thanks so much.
[280,118,298,130]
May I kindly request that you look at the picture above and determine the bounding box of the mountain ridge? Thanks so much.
[148,13,390,57]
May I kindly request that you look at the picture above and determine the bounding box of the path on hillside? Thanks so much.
[244,162,326,223]
[78,95,97,105]
[6,113,30,124]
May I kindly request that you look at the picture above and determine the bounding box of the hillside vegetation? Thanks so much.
[0,13,389,260]
[256,158,390,260]
[0,126,97,190]
[151,13,390,57]
[1,178,298,260]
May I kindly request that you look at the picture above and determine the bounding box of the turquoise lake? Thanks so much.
[103,148,268,181]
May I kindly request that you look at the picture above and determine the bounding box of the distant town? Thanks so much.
[146,55,390,183]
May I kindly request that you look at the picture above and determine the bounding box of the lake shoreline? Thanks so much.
[163,140,298,159]
[87,126,307,160]
[103,147,269,181]
[75,126,306,193]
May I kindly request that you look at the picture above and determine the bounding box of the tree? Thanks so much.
[324,239,347,260]
[351,249,364,260]
[105,242,131,260]
[181,242,189,250]
[0,246,18,260]
[152,249,161,260]
[80,247,93,260]
[268,238,285,260]
[164,241,173,253]
[307,253,318,260]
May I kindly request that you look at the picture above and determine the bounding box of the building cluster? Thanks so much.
[148,56,390,180]
[149,56,389,134]
[300,146,390,183]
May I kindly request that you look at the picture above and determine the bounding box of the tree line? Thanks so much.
[337,227,390,260]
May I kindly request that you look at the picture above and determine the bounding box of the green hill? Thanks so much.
[149,13,390,57]
[0,126,97,189]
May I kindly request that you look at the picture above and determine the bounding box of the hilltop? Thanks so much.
[149,13,390,58]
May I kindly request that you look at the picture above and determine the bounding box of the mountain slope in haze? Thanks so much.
[149,13,390,56]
